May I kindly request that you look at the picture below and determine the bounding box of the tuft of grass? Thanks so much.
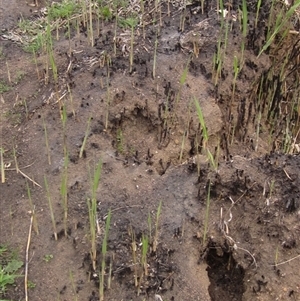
[48,0,80,21]
[46,17,58,85]
[141,234,149,276]
[138,233,149,296]
[119,17,138,73]
[24,33,44,54]
[258,1,300,57]
[0,81,10,93]
[194,98,217,170]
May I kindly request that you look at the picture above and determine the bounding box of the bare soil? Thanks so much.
[1,1,300,301]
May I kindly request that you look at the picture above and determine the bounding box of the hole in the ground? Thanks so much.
[206,244,245,301]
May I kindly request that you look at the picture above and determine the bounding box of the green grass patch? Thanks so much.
[0,245,23,297]
[0,81,10,93]
[48,0,80,21]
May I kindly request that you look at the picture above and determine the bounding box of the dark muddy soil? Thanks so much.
[1,0,300,301]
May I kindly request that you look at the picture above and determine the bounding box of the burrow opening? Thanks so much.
[206,244,245,301]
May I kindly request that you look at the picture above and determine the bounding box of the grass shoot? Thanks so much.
[138,233,149,296]
[69,270,78,301]
[258,1,300,57]
[255,0,262,28]
[153,201,162,253]
[60,153,69,237]
[80,117,92,158]
[44,175,57,240]
[26,181,39,235]
[129,225,138,287]
[0,147,5,183]
[99,210,111,301]
[203,181,211,246]
[43,117,51,165]
[88,159,102,271]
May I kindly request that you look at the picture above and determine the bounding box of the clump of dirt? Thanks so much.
[1,0,300,301]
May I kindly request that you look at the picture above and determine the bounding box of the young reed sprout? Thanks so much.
[62,104,68,157]
[69,270,78,301]
[105,55,111,131]
[179,130,187,163]
[12,146,19,173]
[203,181,211,246]
[140,0,145,39]
[200,0,204,14]
[129,226,138,287]
[274,246,279,267]
[89,1,94,47]
[173,57,190,125]
[88,159,102,271]
[6,61,11,83]
[32,49,40,80]
[26,180,39,234]
[152,32,158,78]
[153,201,162,253]
[241,0,248,38]
[147,212,152,242]
[100,210,112,301]
[80,117,92,158]
[107,255,112,289]
[141,234,149,276]
[87,198,97,270]
[60,153,69,237]
[194,98,217,170]
[214,37,223,85]
[60,104,69,237]
[44,175,57,240]
[255,111,262,152]
[213,0,226,85]
[240,0,248,61]
[0,147,5,183]
[255,0,262,28]
[128,18,137,73]
[230,55,240,124]
[43,117,51,165]
[223,19,230,55]
[194,98,208,145]
[46,18,58,85]
[67,83,75,117]
[138,234,149,296]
